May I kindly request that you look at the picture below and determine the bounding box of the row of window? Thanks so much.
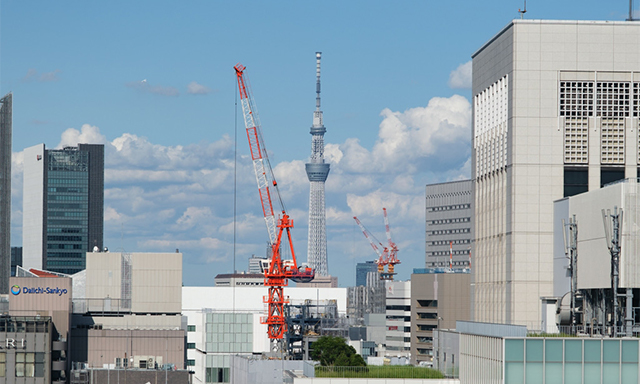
[0,353,46,378]
[428,204,470,212]
[429,261,470,267]
[559,81,640,118]
[429,250,471,256]
[429,228,471,236]
[47,227,83,234]
[387,315,411,321]
[429,217,471,225]
[418,324,437,331]
[417,300,438,308]
[46,260,84,266]
[47,187,86,193]
[47,244,83,250]
[49,211,87,218]
[47,235,84,242]
[386,305,411,311]
[418,312,438,319]
[48,194,87,201]
[47,203,88,210]
[430,239,470,246]
[47,252,85,259]
[48,178,86,184]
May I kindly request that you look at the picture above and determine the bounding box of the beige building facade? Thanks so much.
[472,20,640,328]
[410,271,470,366]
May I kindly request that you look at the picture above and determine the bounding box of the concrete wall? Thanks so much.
[69,328,185,368]
[85,252,182,314]
[22,144,45,271]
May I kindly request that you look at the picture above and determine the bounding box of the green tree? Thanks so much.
[310,336,367,367]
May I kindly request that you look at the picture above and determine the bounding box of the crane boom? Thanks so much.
[353,216,388,274]
[234,64,278,244]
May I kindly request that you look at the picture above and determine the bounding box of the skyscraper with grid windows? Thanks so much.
[23,143,104,274]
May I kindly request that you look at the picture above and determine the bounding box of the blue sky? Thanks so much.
[1,1,636,286]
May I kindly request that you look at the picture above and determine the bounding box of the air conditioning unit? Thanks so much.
[147,357,154,369]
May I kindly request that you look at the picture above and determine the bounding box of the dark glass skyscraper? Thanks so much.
[23,143,104,274]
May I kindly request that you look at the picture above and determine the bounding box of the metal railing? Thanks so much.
[528,325,640,338]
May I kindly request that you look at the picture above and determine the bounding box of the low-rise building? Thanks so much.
[410,269,470,366]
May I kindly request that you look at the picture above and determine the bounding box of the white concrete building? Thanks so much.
[384,280,411,358]
[472,19,640,328]
[182,286,347,384]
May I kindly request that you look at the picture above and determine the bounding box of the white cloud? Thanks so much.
[10,93,472,286]
[57,124,108,148]
[187,81,212,95]
[126,80,179,97]
[22,69,61,83]
[448,61,472,89]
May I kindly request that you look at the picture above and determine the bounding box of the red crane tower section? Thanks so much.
[234,64,314,341]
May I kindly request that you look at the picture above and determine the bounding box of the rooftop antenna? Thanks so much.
[628,0,636,21]
[518,0,527,19]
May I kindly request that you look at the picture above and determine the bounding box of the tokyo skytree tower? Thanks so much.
[305,52,330,277]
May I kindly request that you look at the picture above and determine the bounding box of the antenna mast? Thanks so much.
[518,0,527,19]
[629,0,636,21]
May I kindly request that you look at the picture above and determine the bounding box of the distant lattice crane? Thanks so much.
[234,64,314,347]
[353,215,395,280]
[383,208,401,276]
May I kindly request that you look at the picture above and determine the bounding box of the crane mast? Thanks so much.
[234,63,314,345]
[383,207,401,275]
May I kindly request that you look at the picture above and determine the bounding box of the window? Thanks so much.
[418,324,437,331]
[601,168,625,187]
[188,325,196,332]
[564,168,588,197]
[187,359,195,366]
[187,342,196,349]
[115,358,121,368]
[418,312,438,319]
[16,353,35,377]
[139,360,147,369]
[417,300,438,308]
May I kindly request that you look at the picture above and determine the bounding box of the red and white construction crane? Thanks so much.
[234,63,314,345]
[382,207,401,276]
[353,216,389,277]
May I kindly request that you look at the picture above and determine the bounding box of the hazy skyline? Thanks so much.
[1,1,636,286]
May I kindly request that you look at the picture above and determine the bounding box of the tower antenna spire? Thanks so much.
[306,52,330,277]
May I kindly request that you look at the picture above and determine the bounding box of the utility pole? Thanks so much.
[602,207,623,337]
[563,215,578,335]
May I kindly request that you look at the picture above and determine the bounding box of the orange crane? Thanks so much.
[234,64,314,344]
[353,216,389,277]
[383,208,401,275]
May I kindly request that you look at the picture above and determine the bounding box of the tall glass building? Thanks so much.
[23,143,104,274]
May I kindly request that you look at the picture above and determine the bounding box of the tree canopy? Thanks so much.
[310,336,367,367]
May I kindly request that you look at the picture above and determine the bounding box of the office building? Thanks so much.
[410,269,470,366]
[22,143,104,274]
[0,93,12,294]
[11,246,22,276]
[384,280,411,358]
[472,20,640,328]
[355,260,378,286]
[425,180,473,268]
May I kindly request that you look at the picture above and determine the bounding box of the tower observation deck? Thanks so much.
[305,52,330,277]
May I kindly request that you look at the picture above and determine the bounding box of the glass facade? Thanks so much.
[504,338,639,384]
[46,148,89,274]
[204,313,253,383]
[41,144,103,274]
